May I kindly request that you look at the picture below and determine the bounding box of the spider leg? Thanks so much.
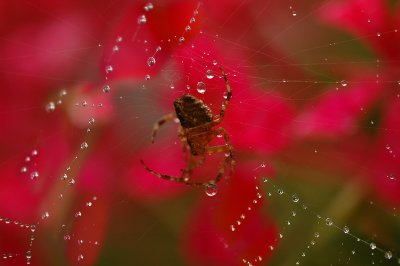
[214,67,232,125]
[181,154,205,177]
[151,112,176,143]
[178,126,190,160]
[140,160,204,187]
[196,127,235,185]
[214,127,235,172]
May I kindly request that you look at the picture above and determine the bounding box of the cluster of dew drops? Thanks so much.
[0,216,37,264]
[260,173,399,265]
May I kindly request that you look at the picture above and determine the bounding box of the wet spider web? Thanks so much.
[0,0,399,265]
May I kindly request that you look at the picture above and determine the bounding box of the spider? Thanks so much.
[140,67,235,187]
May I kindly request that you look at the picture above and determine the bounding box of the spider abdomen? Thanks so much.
[186,126,214,156]
[174,95,213,128]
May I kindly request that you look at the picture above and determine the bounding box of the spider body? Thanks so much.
[141,67,235,187]
[174,95,213,156]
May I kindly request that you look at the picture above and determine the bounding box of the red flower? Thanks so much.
[297,0,400,206]
[1,1,301,265]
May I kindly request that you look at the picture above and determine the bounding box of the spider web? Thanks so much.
[0,0,399,265]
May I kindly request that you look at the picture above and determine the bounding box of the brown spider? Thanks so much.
[140,67,235,187]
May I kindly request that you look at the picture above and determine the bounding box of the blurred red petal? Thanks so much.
[318,0,400,60]
[295,76,382,137]
[124,143,188,201]
[66,196,109,266]
[183,165,277,265]
[101,0,201,80]
[371,100,400,205]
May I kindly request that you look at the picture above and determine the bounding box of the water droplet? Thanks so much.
[20,166,28,173]
[86,201,93,207]
[68,179,76,186]
[78,254,84,261]
[179,36,185,43]
[102,85,111,93]
[388,173,396,180]
[325,218,333,226]
[170,84,175,89]
[81,101,87,107]
[5,218,10,224]
[147,57,156,67]
[105,65,113,74]
[25,250,32,260]
[370,242,376,250]
[60,173,67,180]
[291,211,297,217]
[30,171,39,180]
[277,189,283,195]
[88,118,95,125]
[292,194,299,203]
[116,36,123,43]
[145,74,151,80]
[196,82,206,94]
[30,225,36,233]
[42,211,49,219]
[185,25,191,32]
[384,251,392,259]
[376,32,381,37]
[340,80,347,87]
[190,17,195,24]
[205,183,218,196]
[343,226,349,234]
[144,2,154,11]
[206,69,214,79]
[137,14,147,25]
[230,224,236,231]
[112,45,119,52]
[75,211,82,217]
[81,142,88,149]
[45,102,56,112]
[314,232,320,238]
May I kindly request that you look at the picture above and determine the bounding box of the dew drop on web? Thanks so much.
[343,226,349,234]
[80,142,88,149]
[137,14,147,25]
[105,65,113,74]
[196,81,206,94]
[325,217,333,226]
[147,57,156,67]
[204,183,218,197]
[205,69,214,79]
[102,85,111,93]
[144,2,154,12]
[45,102,56,112]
